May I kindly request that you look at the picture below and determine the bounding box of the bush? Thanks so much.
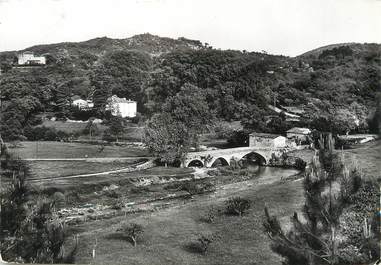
[131,112,143,124]
[227,130,248,147]
[200,207,218,223]
[225,197,251,216]
[117,223,144,247]
[186,234,219,255]
[104,189,121,198]
[197,234,214,254]
[181,181,216,195]
[294,158,307,170]
[110,200,124,210]
[25,126,70,141]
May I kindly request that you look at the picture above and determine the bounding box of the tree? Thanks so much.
[0,144,77,263]
[241,104,268,132]
[145,84,214,166]
[263,134,366,265]
[144,113,189,166]
[368,93,381,134]
[83,119,100,140]
[105,116,125,142]
[117,223,144,247]
[91,50,152,114]
[162,83,215,133]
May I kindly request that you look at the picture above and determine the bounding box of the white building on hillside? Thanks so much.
[17,51,46,65]
[107,95,137,118]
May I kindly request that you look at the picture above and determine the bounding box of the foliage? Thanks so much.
[117,223,144,247]
[0,37,380,140]
[102,116,125,142]
[162,83,215,132]
[368,93,381,134]
[200,207,218,223]
[225,197,251,216]
[144,113,189,166]
[24,126,70,141]
[0,144,76,263]
[91,50,151,114]
[144,83,215,165]
[82,119,100,137]
[262,134,378,265]
[189,234,219,255]
[318,46,353,60]
[226,130,249,147]
[181,181,216,195]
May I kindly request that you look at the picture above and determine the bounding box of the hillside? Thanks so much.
[0,34,380,141]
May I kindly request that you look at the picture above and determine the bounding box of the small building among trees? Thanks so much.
[249,133,287,148]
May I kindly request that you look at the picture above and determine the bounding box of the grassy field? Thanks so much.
[26,160,143,180]
[39,120,107,134]
[120,126,145,142]
[344,140,381,179]
[40,120,144,142]
[69,176,304,265]
[9,141,148,159]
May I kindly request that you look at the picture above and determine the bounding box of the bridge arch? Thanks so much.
[237,151,267,165]
[186,159,204,167]
[210,157,230,167]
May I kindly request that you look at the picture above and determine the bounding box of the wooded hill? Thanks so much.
[0,33,380,140]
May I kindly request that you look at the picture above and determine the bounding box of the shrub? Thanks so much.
[200,207,218,223]
[181,181,216,195]
[131,112,143,124]
[186,233,219,255]
[130,186,151,194]
[294,158,307,170]
[117,223,144,247]
[104,189,121,198]
[110,200,124,210]
[197,234,214,254]
[25,126,69,141]
[225,197,251,216]
[226,130,248,147]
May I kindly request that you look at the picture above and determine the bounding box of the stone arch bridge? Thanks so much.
[182,147,291,168]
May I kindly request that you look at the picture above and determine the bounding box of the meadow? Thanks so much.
[9,141,148,159]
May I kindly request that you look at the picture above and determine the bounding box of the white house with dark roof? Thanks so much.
[106,95,137,118]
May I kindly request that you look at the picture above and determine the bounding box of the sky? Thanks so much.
[0,0,380,56]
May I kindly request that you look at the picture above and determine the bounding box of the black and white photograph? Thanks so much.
[0,0,380,264]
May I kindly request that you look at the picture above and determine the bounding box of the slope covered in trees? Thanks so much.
[0,34,380,140]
